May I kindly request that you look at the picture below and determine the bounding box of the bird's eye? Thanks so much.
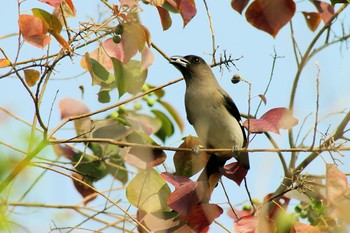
[193,57,200,63]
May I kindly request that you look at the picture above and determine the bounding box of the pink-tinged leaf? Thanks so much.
[302,12,322,32]
[220,162,248,186]
[183,204,223,232]
[141,46,154,71]
[245,0,296,37]
[52,144,76,160]
[39,0,65,7]
[231,0,250,14]
[18,14,51,48]
[123,147,166,169]
[227,208,253,221]
[312,0,334,23]
[81,38,126,71]
[258,94,267,105]
[243,107,298,134]
[234,216,257,233]
[326,164,349,205]
[167,180,199,217]
[291,222,321,233]
[161,172,193,188]
[157,6,172,30]
[72,173,97,205]
[58,98,89,119]
[178,0,197,27]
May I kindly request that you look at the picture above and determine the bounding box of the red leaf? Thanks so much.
[243,107,298,134]
[157,6,172,30]
[161,172,193,188]
[18,15,51,48]
[312,0,334,23]
[245,0,296,37]
[231,0,250,14]
[326,164,349,205]
[58,98,89,119]
[167,180,199,217]
[220,162,248,186]
[291,222,321,233]
[302,12,322,32]
[177,0,197,27]
[185,204,223,232]
[72,173,97,205]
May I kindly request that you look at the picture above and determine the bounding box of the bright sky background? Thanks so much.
[1,0,350,232]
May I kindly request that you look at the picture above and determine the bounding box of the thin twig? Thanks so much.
[310,63,320,150]
[203,0,216,64]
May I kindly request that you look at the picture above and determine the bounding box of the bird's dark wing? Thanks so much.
[219,89,247,145]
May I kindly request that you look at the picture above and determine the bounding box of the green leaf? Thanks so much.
[72,153,108,182]
[152,110,174,142]
[105,147,128,184]
[158,100,184,133]
[97,89,111,103]
[111,58,126,98]
[90,58,113,85]
[92,124,129,140]
[124,60,148,95]
[32,8,62,34]
[330,0,349,4]
[126,169,171,213]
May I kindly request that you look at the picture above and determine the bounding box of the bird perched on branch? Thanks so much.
[170,55,249,202]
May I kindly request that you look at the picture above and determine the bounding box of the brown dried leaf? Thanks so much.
[173,136,210,177]
[231,0,250,14]
[24,69,40,87]
[302,12,322,32]
[72,173,97,205]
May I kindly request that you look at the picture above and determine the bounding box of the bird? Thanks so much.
[169,55,249,202]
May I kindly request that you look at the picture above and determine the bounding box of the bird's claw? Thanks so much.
[231,145,240,157]
[192,145,203,154]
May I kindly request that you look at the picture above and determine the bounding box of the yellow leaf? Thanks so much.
[24,69,40,87]
[0,58,10,68]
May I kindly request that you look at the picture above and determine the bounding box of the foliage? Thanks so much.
[0,0,350,232]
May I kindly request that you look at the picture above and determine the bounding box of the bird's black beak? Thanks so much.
[169,56,189,69]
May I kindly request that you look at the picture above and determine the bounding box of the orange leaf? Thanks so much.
[0,59,11,68]
[18,14,51,48]
[24,69,40,87]
[245,0,296,37]
[121,23,147,61]
[302,12,321,32]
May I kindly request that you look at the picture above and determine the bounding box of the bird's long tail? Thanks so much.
[197,154,226,203]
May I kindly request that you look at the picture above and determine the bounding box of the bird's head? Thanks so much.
[169,55,213,83]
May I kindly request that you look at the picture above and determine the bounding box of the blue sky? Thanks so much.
[0,0,350,232]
